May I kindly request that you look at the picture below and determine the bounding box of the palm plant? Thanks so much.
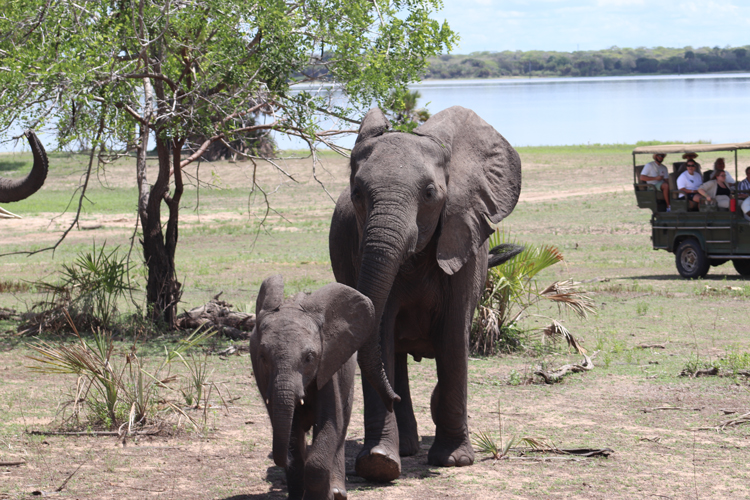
[27,315,215,431]
[471,229,595,355]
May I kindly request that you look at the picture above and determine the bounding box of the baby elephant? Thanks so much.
[250,275,375,500]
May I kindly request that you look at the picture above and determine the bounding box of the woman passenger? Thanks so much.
[696,170,732,209]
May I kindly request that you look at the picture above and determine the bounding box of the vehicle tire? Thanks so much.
[732,259,750,277]
[675,239,709,279]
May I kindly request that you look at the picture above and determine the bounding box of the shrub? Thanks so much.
[471,229,595,356]
[24,243,133,334]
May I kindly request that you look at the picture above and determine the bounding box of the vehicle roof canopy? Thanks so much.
[632,142,750,155]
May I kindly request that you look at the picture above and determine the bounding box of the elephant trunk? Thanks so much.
[271,384,297,468]
[0,130,49,204]
[356,212,416,411]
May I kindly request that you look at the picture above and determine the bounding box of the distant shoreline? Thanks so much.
[419,70,750,83]
[425,46,750,80]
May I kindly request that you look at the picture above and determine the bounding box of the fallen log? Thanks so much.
[535,352,594,384]
[637,344,666,349]
[678,366,718,378]
[175,293,255,340]
[642,406,702,413]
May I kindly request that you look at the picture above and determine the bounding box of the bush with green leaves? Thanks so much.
[471,229,595,355]
[29,243,132,333]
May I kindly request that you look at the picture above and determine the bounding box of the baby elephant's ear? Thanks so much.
[256,275,284,315]
[300,283,375,389]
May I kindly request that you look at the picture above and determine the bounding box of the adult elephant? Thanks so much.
[329,106,522,481]
[0,130,49,205]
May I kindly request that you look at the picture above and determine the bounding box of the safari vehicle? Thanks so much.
[633,142,750,279]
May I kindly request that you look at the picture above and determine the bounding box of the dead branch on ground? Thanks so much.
[174,292,255,340]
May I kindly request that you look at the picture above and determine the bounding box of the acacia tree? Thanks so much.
[0,0,455,326]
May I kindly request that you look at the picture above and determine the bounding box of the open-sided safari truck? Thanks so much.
[633,142,750,279]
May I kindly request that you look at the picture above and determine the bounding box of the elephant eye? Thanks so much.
[305,352,316,364]
[350,188,362,204]
[424,184,437,200]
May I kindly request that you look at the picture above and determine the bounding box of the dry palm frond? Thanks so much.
[542,320,587,355]
[539,280,596,319]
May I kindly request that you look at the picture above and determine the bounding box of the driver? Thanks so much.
[640,153,671,212]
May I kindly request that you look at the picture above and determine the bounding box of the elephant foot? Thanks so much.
[355,444,401,482]
[398,429,420,457]
[427,435,474,467]
[332,486,348,500]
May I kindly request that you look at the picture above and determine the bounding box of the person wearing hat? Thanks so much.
[640,153,671,211]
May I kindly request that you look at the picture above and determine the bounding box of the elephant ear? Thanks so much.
[256,274,285,315]
[300,283,375,390]
[248,327,269,406]
[354,108,390,146]
[251,275,285,406]
[414,106,522,275]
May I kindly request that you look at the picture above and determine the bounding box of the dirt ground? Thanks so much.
[2,146,750,499]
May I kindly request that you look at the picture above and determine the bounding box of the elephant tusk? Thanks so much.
[300,398,304,406]
[265,398,269,405]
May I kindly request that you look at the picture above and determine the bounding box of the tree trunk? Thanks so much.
[136,123,184,328]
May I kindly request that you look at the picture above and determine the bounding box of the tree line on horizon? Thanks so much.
[424,46,750,79]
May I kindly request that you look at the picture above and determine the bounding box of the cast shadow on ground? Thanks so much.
[222,437,443,499]
[624,273,747,281]
[0,160,26,172]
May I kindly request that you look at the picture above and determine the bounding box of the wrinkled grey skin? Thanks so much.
[329,106,522,481]
[250,275,376,500]
[0,130,49,203]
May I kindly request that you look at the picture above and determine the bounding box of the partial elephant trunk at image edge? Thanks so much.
[0,130,49,204]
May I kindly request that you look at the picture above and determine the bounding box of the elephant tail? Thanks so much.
[487,243,524,269]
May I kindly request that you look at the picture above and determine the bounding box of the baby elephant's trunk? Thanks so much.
[271,386,297,468]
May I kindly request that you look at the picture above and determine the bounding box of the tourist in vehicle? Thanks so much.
[696,169,732,209]
[676,159,703,209]
[640,153,671,211]
[709,158,735,184]
[742,196,750,221]
[735,166,750,198]
[683,152,700,169]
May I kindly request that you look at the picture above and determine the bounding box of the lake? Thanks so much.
[276,73,750,150]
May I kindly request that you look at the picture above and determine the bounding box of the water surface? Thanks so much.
[276,73,750,149]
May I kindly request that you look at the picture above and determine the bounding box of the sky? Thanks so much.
[436,0,750,54]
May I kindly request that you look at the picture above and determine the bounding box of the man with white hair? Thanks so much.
[640,153,671,212]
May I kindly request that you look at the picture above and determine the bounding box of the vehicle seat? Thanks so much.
[634,165,646,185]
[668,172,688,211]
[668,172,679,199]
[703,169,713,182]
[634,165,664,200]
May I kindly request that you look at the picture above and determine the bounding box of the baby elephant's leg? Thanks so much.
[287,421,307,500]
[305,367,354,500]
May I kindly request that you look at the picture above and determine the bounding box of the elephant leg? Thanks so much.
[355,302,400,482]
[427,296,474,468]
[330,433,348,500]
[287,416,308,500]
[394,353,419,456]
